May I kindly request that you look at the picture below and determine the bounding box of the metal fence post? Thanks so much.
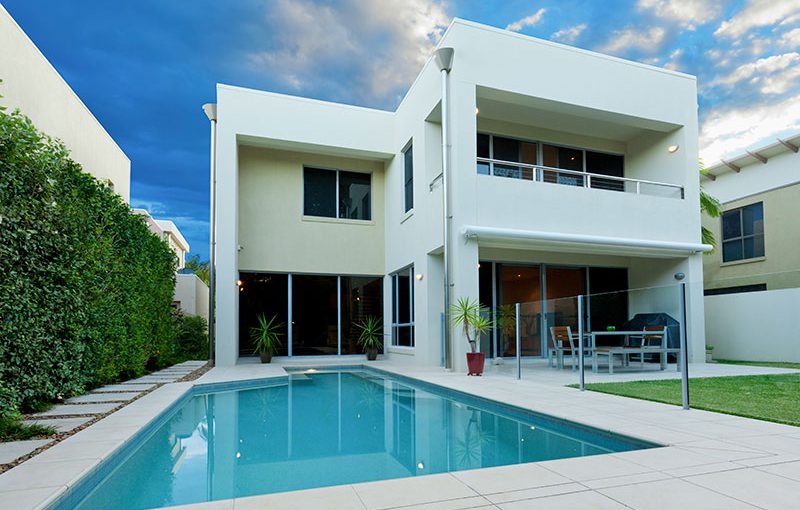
[679,282,690,409]
[515,303,521,380]
[578,295,585,391]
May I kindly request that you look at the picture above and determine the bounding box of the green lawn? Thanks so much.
[715,359,800,370]
[578,372,800,426]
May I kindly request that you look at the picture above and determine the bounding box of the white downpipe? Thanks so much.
[436,48,454,369]
[202,103,217,362]
[462,225,713,254]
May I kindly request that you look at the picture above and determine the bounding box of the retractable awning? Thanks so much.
[462,225,712,257]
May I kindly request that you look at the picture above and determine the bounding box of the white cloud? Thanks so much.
[715,0,800,38]
[664,48,684,70]
[700,92,800,163]
[506,8,547,32]
[598,27,667,54]
[247,0,450,106]
[780,27,800,47]
[638,0,722,29]
[711,52,800,94]
[551,24,587,44]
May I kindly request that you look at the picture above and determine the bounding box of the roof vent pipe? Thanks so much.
[435,47,454,369]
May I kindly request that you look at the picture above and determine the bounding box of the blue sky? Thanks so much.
[4,0,799,260]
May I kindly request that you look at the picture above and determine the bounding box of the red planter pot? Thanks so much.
[466,352,485,376]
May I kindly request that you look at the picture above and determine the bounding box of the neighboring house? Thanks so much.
[133,209,208,319]
[701,133,800,293]
[206,19,708,368]
[701,133,800,362]
[0,4,130,201]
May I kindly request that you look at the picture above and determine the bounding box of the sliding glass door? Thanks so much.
[497,265,541,357]
[239,272,382,357]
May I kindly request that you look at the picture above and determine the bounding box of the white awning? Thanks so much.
[463,225,712,256]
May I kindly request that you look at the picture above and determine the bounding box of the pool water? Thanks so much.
[71,369,654,509]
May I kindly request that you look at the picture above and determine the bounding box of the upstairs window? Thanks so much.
[722,202,764,262]
[403,144,414,213]
[303,167,371,220]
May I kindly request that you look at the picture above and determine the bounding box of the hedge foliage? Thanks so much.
[0,109,179,415]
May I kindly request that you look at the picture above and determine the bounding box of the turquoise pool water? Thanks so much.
[69,368,655,509]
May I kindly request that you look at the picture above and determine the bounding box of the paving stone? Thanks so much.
[0,440,52,464]
[22,417,92,433]
[93,383,153,392]
[32,403,118,418]
[66,393,138,404]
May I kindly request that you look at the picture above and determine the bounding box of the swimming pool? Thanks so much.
[64,368,656,509]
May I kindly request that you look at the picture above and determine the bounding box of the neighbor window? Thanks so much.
[391,266,414,347]
[303,167,371,220]
[403,144,414,213]
[722,202,764,262]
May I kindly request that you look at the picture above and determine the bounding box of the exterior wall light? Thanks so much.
[415,273,424,281]
[668,145,680,153]
[674,272,685,281]
[475,107,480,115]
[236,279,243,286]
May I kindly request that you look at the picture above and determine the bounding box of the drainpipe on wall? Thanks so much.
[202,103,217,363]
[435,48,454,369]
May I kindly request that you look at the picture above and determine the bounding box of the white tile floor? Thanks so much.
[1,359,798,510]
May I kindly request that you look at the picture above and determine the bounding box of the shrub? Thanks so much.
[0,109,177,417]
[170,312,208,364]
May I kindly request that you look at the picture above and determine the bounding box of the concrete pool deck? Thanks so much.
[1,359,798,509]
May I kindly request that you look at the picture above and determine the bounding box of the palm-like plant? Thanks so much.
[355,316,383,360]
[700,163,722,251]
[450,297,494,353]
[250,313,284,362]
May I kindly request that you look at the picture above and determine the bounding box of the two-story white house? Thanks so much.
[206,19,709,369]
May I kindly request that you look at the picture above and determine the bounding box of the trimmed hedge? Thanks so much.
[0,109,178,415]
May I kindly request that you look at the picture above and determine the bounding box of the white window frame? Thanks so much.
[302,165,372,221]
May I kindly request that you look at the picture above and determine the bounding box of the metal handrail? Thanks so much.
[476,157,684,194]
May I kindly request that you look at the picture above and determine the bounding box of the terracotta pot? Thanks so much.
[366,348,378,361]
[260,352,272,364]
[466,352,485,376]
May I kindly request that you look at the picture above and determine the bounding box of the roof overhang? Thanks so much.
[703,132,800,181]
[463,225,711,258]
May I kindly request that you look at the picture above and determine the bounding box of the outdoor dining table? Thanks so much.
[589,330,678,374]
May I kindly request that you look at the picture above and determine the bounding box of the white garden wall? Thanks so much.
[704,288,800,362]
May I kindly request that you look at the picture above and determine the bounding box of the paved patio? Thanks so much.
[1,358,798,509]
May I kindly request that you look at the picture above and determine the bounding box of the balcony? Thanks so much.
[477,156,684,199]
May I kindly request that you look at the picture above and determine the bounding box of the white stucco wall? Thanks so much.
[0,5,130,201]
[212,19,705,368]
[175,273,209,321]
[705,288,800,362]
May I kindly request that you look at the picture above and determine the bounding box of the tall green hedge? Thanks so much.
[0,109,177,414]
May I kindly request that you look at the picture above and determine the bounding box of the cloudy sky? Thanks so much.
[4,0,799,260]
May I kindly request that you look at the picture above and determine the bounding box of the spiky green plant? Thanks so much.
[250,313,284,356]
[700,163,722,252]
[355,316,384,352]
[450,297,494,353]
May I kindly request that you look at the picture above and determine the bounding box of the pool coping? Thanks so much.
[2,362,799,510]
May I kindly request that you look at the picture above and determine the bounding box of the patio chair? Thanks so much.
[549,326,578,371]
[629,326,667,366]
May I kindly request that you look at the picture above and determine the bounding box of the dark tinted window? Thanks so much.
[404,145,414,212]
[477,133,490,158]
[493,136,519,162]
[722,203,764,262]
[339,171,371,220]
[303,167,336,217]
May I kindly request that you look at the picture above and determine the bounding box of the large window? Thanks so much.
[303,167,371,220]
[476,133,624,191]
[403,144,414,213]
[722,202,764,262]
[239,272,383,357]
[391,266,415,347]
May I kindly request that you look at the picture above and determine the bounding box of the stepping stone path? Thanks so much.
[21,417,92,434]
[0,440,51,464]
[1,360,206,468]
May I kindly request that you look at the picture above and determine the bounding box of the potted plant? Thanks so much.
[451,297,494,376]
[250,313,283,363]
[706,344,714,363]
[355,316,383,361]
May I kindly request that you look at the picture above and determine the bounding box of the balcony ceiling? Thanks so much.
[475,86,680,143]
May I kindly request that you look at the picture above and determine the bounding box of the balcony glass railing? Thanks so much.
[477,157,684,199]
